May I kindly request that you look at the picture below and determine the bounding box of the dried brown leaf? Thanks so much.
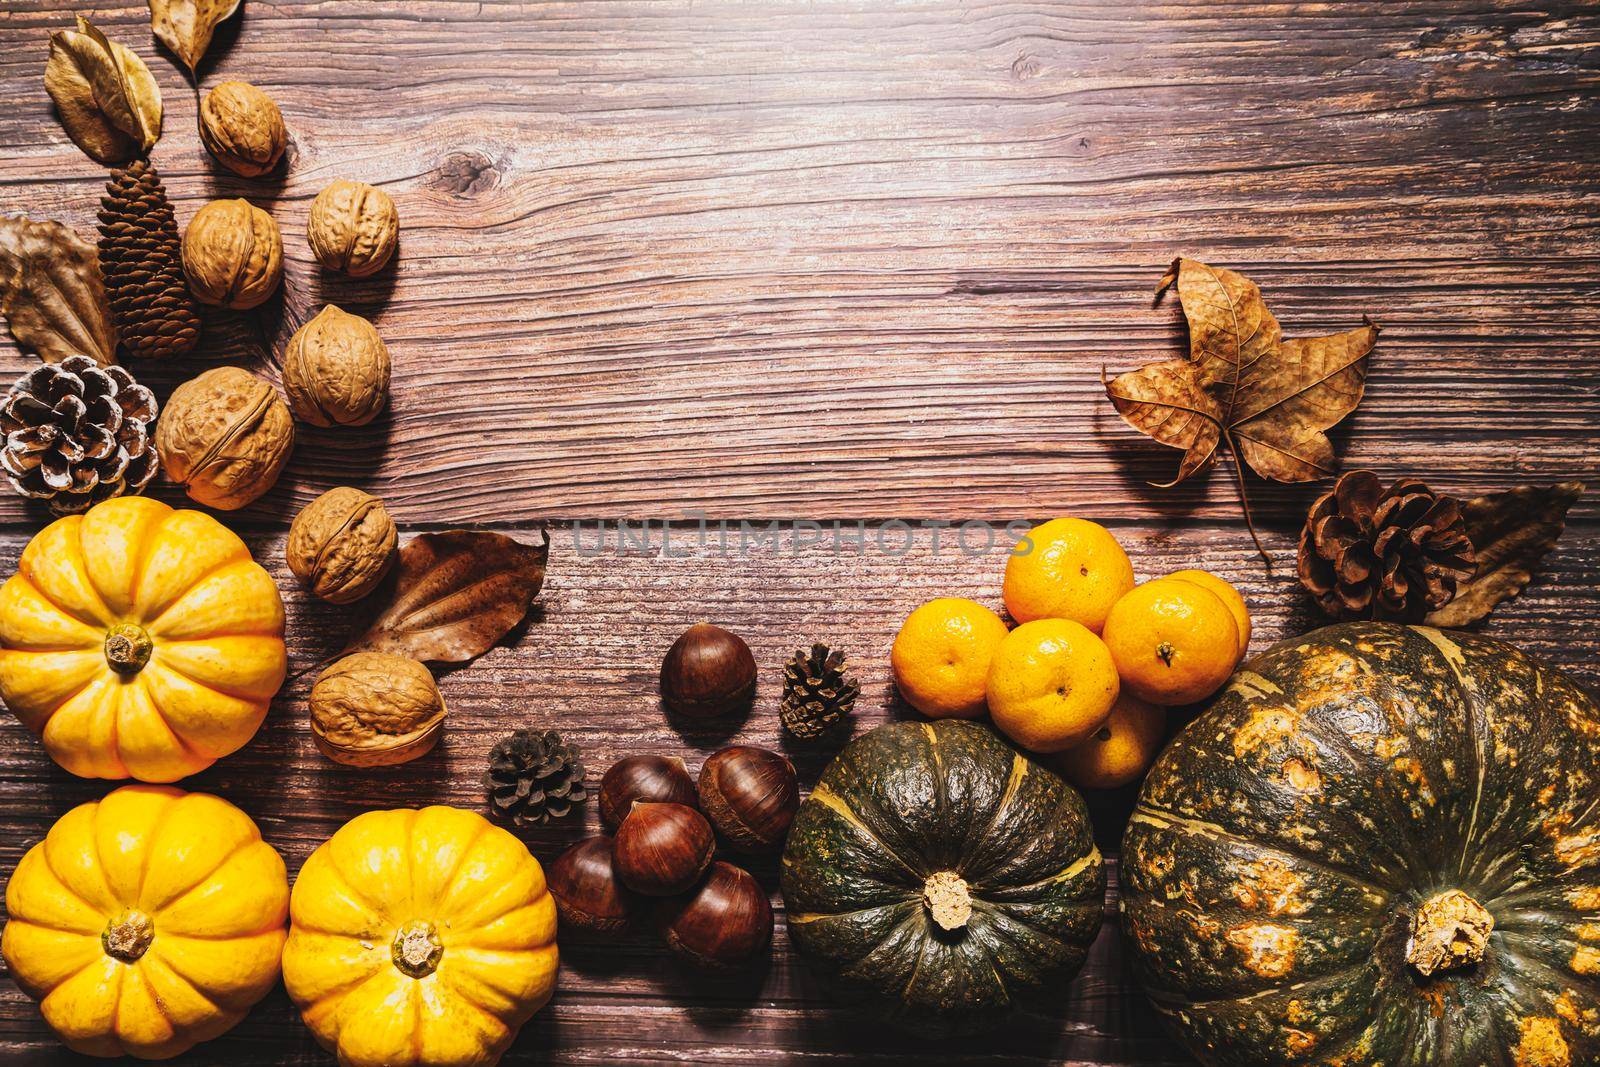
[0,216,117,365]
[44,16,162,164]
[1105,258,1379,555]
[147,0,242,77]
[1425,483,1582,628]
[344,529,550,663]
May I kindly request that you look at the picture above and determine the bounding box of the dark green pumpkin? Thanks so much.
[780,718,1105,1036]
[1122,622,1600,1067]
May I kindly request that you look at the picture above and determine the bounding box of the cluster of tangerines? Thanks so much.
[890,517,1251,789]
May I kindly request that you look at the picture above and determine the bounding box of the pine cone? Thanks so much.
[484,729,586,826]
[1,356,159,514]
[1298,470,1476,622]
[780,643,860,740]
[98,160,201,359]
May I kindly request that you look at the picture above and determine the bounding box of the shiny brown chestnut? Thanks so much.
[612,801,715,896]
[660,623,757,718]
[599,754,697,830]
[697,746,799,853]
[547,836,640,937]
[656,861,773,970]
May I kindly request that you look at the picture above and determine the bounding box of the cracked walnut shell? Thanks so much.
[200,81,287,178]
[155,366,294,510]
[287,486,397,604]
[310,652,445,767]
[283,305,391,427]
[181,198,283,309]
[308,180,398,277]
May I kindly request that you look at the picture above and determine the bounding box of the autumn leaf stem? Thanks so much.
[1224,429,1269,564]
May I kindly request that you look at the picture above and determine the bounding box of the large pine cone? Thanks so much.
[98,160,201,359]
[780,643,861,740]
[1298,470,1476,621]
[1,356,159,514]
[484,728,586,826]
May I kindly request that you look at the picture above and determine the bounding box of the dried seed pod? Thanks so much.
[307,179,398,277]
[282,305,391,427]
[155,366,294,510]
[286,487,397,604]
[612,801,714,896]
[660,623,757,719]
[697,746,799,854]
[598,755,697,830]
[180,198,282,309]
[548,836,641,937]
[199,81,287,178]
[309,652,445,766]
[656,862,773,970]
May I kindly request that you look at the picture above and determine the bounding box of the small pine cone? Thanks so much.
[780,643,861,740]
[1,356,159,514]
[484,729,586,826]
[1298,470,1476,622]
[98,160,202,359]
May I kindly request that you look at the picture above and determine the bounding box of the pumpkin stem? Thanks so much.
[923,870,972,932]
[101,909,154,962]
[1405,889,1494,976]
[104,624,153,674]
[391,921,443,978]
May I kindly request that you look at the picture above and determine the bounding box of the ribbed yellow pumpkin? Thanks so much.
[283,806,559,1067]
[0,496,286,782]
[1,786,289,1059]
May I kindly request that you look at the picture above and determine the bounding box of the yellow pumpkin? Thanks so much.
[1,785,289,1059]
[283,806,559,1067]
[0,496,286,782]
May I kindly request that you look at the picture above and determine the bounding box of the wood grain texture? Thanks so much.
[0,0,1597,1063]
[0,523,1597,1065]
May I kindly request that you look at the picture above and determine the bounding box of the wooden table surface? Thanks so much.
[1,1,1598,1064]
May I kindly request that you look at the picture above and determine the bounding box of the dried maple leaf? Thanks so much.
[0,216,118,365]
[1105,258,1380,555]
[44,16,162,164]
[1425,482,1582,628]
[147,0,242,78]
[344,529,550,663]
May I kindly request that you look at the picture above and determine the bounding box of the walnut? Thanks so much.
[309,652,446,767]
[181,198,282,309]
[307,180,398,277]
[199,81,287,178]
[282,305,391,427]
[286,486,397,603]
[155,366,294,510]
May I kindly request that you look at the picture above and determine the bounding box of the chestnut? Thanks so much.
[660,623,757,719]
[599,755,697,830]
[547,836,639,937]
[697,746,799,854]
[613,801,714,896]
[657,861,773,970]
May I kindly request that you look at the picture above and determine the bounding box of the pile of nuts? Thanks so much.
[158,79,399,513]
[548,747,799,970]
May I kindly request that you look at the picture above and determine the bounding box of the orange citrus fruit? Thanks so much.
[1055,694,1166,790]
[1003,517,1134,633]
[1166,569,1251,660]
[985,618,1120,753]
[891,598,1010,719]
[1102,578,1240,706]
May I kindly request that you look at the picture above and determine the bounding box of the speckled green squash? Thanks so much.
[1122,622,1600,1067]
[780,719,1105,1036]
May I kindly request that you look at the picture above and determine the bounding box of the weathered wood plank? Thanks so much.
[0,2,1595,523]
[0,521,1594,1064]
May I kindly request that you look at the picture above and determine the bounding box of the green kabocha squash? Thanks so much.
[780,719,1105,1036]
[1122,622,1600,1067]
